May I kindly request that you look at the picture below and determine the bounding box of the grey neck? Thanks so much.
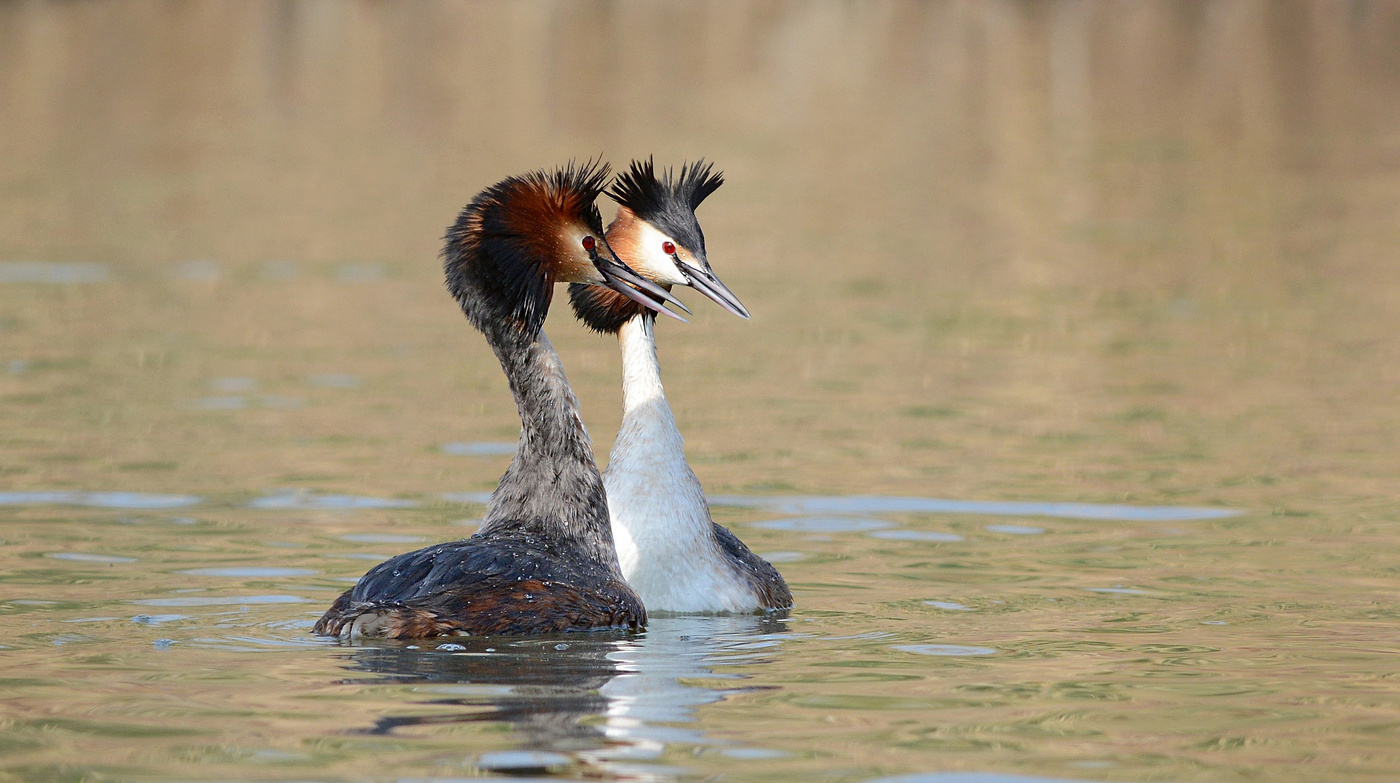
[477,327,622,573]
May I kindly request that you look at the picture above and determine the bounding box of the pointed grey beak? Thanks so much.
[591,240,690,322]
[675,254,750,319]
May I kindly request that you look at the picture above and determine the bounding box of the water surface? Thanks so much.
[3,2,1400,781]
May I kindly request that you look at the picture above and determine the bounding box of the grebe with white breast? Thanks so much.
[569,159,792,613]
[314,161,686,639]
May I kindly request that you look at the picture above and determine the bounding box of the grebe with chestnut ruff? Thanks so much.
[570,159,792,613]
[314,161,686,639]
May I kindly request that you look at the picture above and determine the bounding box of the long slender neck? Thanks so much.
[477,326,621,572]
[607,313,712,538]
[618,314,666,418]
[610,314,688,469]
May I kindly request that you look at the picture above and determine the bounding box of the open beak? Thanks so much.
[591,240,690,322]
[675,254,750,319]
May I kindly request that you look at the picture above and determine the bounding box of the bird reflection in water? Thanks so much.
[335,614,789,776]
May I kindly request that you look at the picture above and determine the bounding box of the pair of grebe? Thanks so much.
[314,160,790,639]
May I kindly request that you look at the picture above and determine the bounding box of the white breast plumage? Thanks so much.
[603,316,765,613]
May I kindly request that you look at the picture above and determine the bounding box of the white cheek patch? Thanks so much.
[631,221,688,286]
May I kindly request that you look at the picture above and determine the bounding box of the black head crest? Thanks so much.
[444,159,612,340]
[608,157,724,258]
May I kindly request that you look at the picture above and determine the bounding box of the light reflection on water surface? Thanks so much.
[3,1,1400,781]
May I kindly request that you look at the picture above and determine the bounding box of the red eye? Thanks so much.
[581,236,596,251]
[661,241,676,255]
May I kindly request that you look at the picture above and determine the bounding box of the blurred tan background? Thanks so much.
[4,7,1400,779]
[2,0,1398,512]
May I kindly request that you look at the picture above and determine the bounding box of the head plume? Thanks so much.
[444,160,611,340]
[608,158,724,247]
[570,158,725,334]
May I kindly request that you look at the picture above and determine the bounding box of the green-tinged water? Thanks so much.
[3,2,1400,781]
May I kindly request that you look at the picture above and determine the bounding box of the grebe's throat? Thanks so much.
[618,314,666,416]
[480,329,619,571]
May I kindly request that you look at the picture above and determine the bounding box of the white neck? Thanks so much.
[618,316,667,418]
[608,315,692,495]
[604,314,762,613]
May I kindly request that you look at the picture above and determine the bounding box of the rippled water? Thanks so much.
[4,2,1400,781]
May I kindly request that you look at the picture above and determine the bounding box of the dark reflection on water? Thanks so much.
[347,636,619,743]
[336,616,789,776]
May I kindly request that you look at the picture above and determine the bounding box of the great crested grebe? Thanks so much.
[568,159,792,613]
[314,161,686,639]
